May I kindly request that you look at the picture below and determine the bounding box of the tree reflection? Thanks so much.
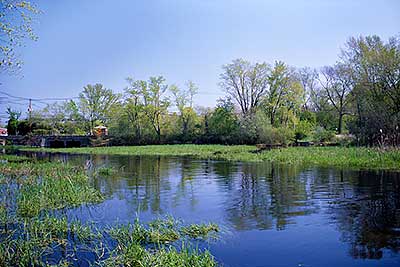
[34,152,400,260]
[327,170,400,259]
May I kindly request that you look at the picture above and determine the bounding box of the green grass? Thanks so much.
[0,157,103,217]
[0,154,220,266]
[97,166,117,176]
[21,145,400,170]
[0,214,218,267]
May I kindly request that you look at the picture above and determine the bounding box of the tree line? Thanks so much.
[5,34,400,146]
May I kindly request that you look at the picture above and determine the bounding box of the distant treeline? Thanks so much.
[5,35,400,146]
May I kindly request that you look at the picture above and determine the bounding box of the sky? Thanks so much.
[0,0,399,122]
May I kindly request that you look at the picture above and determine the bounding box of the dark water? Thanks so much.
[26,152,400,267]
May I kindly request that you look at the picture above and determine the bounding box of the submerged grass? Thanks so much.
[22,145,400,170]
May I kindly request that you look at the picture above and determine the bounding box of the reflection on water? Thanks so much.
[26,152,400,267]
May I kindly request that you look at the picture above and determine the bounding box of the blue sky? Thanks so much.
[0,0,399,121]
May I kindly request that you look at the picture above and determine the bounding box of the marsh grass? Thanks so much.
[181,223,219,239]
[0,157,103,217]
[22,145,400,170]
[0,155,220,266]
[97,166,117,176]
[1,215,219,267]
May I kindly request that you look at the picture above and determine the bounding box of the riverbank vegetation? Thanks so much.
[21,145,400,170]
[4,34,400,147]
[0,155,219,266]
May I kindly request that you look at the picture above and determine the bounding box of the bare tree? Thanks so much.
[219,59,270,116]
[298,67,319,110]
[318,63,354,134]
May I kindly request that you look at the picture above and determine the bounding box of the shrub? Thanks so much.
[258,125,294,145]
[313,126,335,142]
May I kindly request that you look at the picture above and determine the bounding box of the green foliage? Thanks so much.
[7,34,399,147]
[79,83,120,133]
[207,98,240,143]
[6,107,20,135]
[313,126,335,143]
[295,120,314,141]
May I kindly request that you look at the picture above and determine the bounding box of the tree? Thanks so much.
[78,84,120,134]
[141,76,169,142]
[124,78,146,140]
[208,98,239,143]
[263,61,304,126]
[0,0,40,73]
[6,107,20,134]
[298,67,319,110]
[342,35,400,145]
[318,63,354,134]
[220,59,270,116]
[170,81,199,140]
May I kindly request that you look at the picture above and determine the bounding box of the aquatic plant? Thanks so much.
[181,223,219,239]
[21,145,400,170]
[0,155,220,266]
[97,166,116,176]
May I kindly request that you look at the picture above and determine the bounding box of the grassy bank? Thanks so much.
[0,155,220,266]
[21,145,400,170]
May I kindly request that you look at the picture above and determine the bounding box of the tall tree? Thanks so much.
[170,81,199,139]
[318,63,354,134]
[0,0,39,73]
[263,61,304,125]
[78,83,120,134]
[6,107,20,134]
[342,35,400,145]
[220,59,270,116]
[125,78,145,139]
[298,67,319,110]
[141,76,169,142]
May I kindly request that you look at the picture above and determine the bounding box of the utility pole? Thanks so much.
[28,98,32,133]
[28,98,32,119]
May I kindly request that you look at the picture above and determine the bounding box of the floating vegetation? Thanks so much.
[97,166,117,176]
[181,223,219,239]
[21,145,400,170]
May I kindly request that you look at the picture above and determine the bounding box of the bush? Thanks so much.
[258,125,294,145]
[313,126,335,142]
[332,134,356,146]
[295,120,314,141]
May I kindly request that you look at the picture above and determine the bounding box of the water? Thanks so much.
[25,152,400,266]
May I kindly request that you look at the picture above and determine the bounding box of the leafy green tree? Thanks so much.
[208,98,239,143]
[263,61,304,126]
[78,83,120,134]
[170,81,199,141]
[6,107,20,134]
[124,78,146,140]
[140,76,170,142]
[342,35,400,145]
[0,0,40,73]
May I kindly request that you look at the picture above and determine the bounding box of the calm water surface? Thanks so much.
[26,152,400,267]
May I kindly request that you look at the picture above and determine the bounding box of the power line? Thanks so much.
[0,90,79,101]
